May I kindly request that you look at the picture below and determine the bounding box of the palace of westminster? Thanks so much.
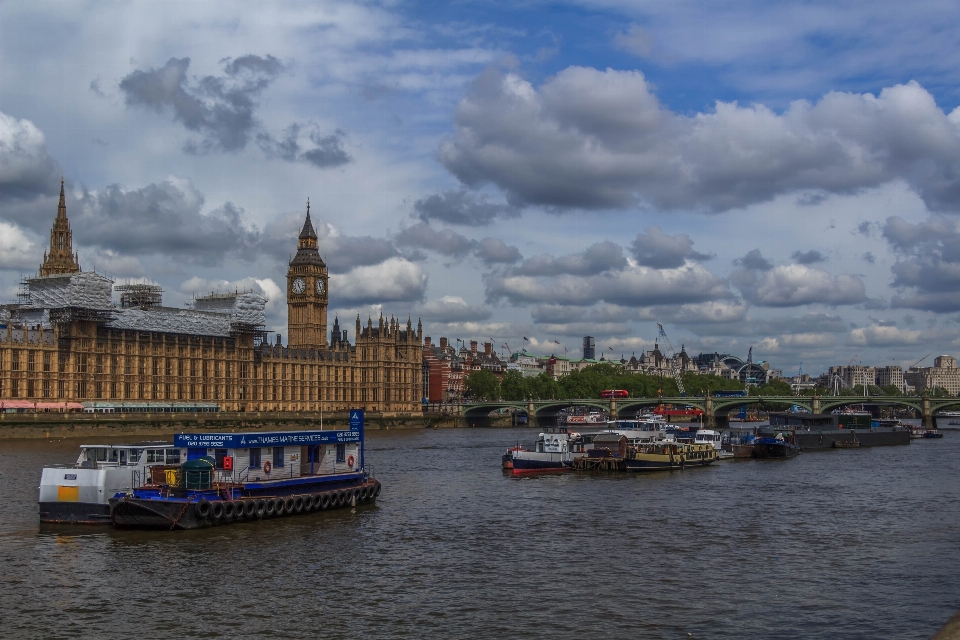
[0,182,424,414]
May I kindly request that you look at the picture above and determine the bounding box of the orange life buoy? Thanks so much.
[263,460,272,474]
[347,455,355,467]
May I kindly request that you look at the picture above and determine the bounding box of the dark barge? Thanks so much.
[767,413,911,450]
[110,409,380,530]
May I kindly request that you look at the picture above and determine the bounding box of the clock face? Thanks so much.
[316,278,326,295]
[291,278,306,294]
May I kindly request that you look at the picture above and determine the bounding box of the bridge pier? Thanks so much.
[610,399,617,421]
[812,395,820,414]
[705,394,715,428]
[923,396,933,430]
[528,399,537,428]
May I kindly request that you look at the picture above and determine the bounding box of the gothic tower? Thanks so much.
[286,200,328,348]
[40,179,81,276]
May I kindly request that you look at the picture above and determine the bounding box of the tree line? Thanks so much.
[463,363,751,401]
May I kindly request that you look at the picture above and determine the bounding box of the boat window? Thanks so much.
[109,449,118,462]
[273,447,284,468]
[147,449,162,463]
[119,450,127,465]
[127,449,141,464]
[336,443,346,463]
[249,448,262,469]
[166,449,181,464]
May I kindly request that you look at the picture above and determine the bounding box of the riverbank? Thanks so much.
[0,410,512,439]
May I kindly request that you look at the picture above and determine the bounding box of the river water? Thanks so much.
[1,427,957,639]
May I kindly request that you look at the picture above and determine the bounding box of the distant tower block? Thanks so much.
[116,283,163,309]
[583,336,595,360]
[39,179,81,276]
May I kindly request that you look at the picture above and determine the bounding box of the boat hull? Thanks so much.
[511,457,570,475]
[794,428,909,450]
[752,441,801,459]
[623,457,716,471]
[39,501,113,525]
[110,480,381,530]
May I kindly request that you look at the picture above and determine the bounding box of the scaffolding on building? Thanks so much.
[116,283,163,309]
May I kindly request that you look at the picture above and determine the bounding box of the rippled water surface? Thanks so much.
[1,427,958,639]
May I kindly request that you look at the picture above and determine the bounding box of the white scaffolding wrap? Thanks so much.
[109,307,233,337]
[193,291,267,327]
[26,272,114,310]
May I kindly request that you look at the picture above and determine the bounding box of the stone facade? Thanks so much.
[0,195,422,414]
[905,356,960,396]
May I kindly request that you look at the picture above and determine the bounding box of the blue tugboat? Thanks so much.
[110,410,380,529]
[752,431,801,459]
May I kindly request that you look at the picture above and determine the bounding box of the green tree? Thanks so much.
[749,379,793,396]
[464,369,500,401]
[499,370,528,400]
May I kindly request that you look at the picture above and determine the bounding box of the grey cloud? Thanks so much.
[120,56,348,167]
[259,212,398,273]
[475,237,521,265]
[0,111,61,203]
[791,250,827,264]
[72,179,260,266]
[395,222,476,256]
[733,249,773,271]
[486,263,731,307]
[863,251,876,264]
[631,226,712,268]
[414,190,520,226]
[331,258,427,306]
[614,25,654,58]
[733,263,867,307]
[884,215,960,311]
[515,241,627,276]
[416,297,492,323]
[440,69,960,213]
[531,303,633,325]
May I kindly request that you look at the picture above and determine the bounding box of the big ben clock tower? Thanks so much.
[286,200,328,348]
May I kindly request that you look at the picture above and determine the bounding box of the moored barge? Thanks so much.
[110,410,379,529]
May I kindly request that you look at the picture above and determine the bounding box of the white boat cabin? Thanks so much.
[694,429,723,451]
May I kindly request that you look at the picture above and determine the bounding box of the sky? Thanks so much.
[3,0,960,375]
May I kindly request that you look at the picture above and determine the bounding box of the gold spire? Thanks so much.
[40,179,81,276]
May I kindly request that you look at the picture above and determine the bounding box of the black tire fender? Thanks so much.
[195,499,211,518]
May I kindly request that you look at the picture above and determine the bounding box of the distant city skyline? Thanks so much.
[3,1,960,373]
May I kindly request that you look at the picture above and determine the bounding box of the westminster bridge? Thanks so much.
[454,395,960,429]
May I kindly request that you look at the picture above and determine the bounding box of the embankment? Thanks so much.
[0,410,501,439]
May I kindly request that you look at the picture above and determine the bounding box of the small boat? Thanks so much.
[833,440,861,448]
[39,442,180,524]
[752,433,801,459]
[511,430,573,475]
[623,441,718,471]
[501,446,527,470]
[922,429,944,439]
[909,426,925,439]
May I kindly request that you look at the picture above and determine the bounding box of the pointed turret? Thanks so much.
[291,199,323,264]
[40,179,81,276]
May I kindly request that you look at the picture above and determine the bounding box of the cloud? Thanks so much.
[614,24,654,58]
[791,250,827,264]
[474,237,521,265]
[0,220,41,269]
[733,249,773,271]
[515,241,627,276]
[119,56,349,167]
[395,222,475,256]
[487,262,731,307]
[72,177,261,266]
[416,295,492,322]
[440,69,960,213]
[330,257,427,305]
[851,323,924,346]
[630,226,712,268]
[734,263,867,307]
[0,111,60,201]
[883,215,960,311]
[413,190,520,226]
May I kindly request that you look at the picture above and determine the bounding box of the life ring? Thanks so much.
[347,455,355,467]
[263,461,272,474]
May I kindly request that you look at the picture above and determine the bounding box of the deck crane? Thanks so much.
[656,323,686,397]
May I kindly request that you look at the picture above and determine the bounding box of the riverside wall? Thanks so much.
[0,410,504,440]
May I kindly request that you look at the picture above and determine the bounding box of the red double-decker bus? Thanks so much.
[600,389,629,399]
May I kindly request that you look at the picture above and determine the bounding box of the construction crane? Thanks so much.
[656,323,686,396]
[909,353,931,370]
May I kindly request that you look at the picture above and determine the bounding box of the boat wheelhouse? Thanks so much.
[39,443,180,524]
[623,441,718,471]
[109,410,380,529]
[511,428,574,475]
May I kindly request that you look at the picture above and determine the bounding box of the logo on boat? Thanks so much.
[64,474,77,480]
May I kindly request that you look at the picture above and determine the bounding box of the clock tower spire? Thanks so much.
[286,199,328,348]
